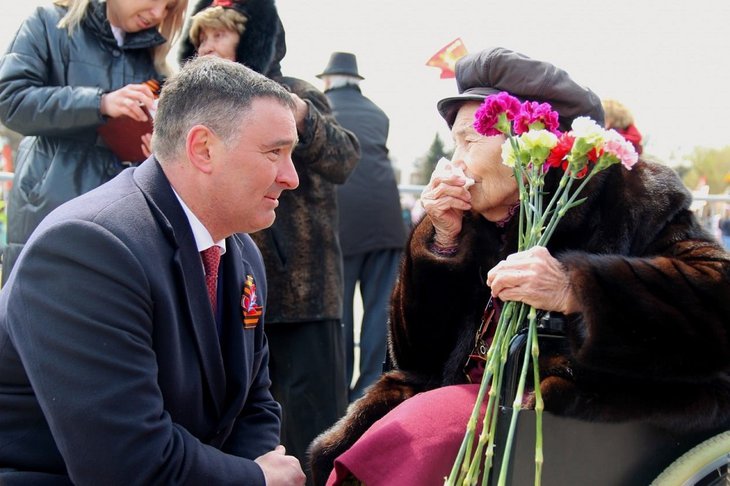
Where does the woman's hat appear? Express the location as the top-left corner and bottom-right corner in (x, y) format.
(317, 52), (364, 80)
(437, 47), (604, 130)
(179, 0), (283, 77)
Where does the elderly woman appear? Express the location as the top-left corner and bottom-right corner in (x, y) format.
(309, 47), (730, 486)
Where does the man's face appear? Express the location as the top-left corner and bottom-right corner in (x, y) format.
(451, 101), (519, 222)
(209, 97), (299, 234)
(197, 27), (240, 62)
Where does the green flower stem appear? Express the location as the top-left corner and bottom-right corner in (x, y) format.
(535, 170), (571, 242)
(514, 163), (527, 250)
(447, 302), (515, 485)
(536, 175), (574, 247)
(496, 306), (537, 486)
(480, 361), (506, 486)
(530, 165), (544, 243)
(480, 387), (503, 486)
(455, 300), (524, 486)
(465, 358), (503, 485)
(471, 304), (519, 483)
(531, 318), (544, 486)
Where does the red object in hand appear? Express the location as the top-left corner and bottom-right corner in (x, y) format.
(97, 79), (159, 164)
(97, 110), (153, 163)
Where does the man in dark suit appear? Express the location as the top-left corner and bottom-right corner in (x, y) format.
(0, 56), (305, 486)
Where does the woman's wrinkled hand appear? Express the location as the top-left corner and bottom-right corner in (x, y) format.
(100, 83), (155, 122)
(486, 246), (579, 314)
(420, 158), (474, 246)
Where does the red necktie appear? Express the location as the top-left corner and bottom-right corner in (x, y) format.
(200, 246), (221, 313)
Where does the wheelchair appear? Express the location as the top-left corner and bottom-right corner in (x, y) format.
(486, 316), (730, 486)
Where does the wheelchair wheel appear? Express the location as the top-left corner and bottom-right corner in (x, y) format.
(650, 431), (730, 485)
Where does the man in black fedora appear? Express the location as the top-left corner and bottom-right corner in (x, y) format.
(318, 52), (407, 402)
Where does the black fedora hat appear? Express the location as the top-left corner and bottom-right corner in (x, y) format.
(317, 52), (364, 79)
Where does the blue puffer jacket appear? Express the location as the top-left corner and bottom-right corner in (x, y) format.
(0, 0), (165, 282)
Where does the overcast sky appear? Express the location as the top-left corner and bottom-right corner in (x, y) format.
(4, 0), (730, 179)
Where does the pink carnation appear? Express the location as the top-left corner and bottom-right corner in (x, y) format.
(514, 101), (560, 135)
(473, 92), (522, 136)
(603, 131), (639, 169)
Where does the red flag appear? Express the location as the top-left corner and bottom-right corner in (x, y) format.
(426, 38), (468, 79)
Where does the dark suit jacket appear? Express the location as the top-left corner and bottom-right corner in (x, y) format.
(0, 158), (280, 485)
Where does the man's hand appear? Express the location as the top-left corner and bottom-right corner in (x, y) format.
(255, 445), (306, 486)
(486, 246), (579, 314)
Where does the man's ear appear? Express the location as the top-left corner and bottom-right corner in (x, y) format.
(186, 125), (216, 174)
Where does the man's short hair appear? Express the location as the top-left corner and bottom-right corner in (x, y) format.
(151, 56), (294, 162)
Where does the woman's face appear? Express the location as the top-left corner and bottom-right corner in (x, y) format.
(197, 27), (241, 62)
(107, 0), (177, 33)
(451, 101), (519, 222)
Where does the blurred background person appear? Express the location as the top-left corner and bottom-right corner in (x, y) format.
(180, 0), (359, 473)
(602, 98), (643, 154)
(0, 0), (188, 283)
(719, 210), (730, 250)
(318, 52), (406, 402)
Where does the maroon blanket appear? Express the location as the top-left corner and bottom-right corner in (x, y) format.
(327, 384), (485, 486)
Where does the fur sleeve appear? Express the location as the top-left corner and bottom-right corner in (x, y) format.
(280, 76), (360, 185)
(559, 163), (730, 380)
(389, 215), (489, 377)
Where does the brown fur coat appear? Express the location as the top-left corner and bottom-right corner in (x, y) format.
(309, 159), (730, 484)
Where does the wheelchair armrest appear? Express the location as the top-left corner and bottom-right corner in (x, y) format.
(499, 314), (569, 404)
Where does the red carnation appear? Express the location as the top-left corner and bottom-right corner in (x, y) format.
(546, 132), (574, 169)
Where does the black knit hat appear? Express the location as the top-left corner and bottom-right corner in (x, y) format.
(178, 0), (283, 77)
(437, 47), (604, 131)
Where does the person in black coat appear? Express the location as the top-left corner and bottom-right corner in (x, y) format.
(318, 52), (407, 401)
(0, 0), (189, 283)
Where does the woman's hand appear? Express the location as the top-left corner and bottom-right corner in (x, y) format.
(420, 159), (473, 246)
(100, 83), (155, 122)
(289, 92), (309, 134)
(486, 246), (579, 314)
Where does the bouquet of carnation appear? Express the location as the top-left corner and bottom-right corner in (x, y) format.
(445, 93), (639, 486)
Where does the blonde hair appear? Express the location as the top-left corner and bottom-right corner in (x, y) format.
(602, 99), (635, 130)
(54, 0), (188, 76)
(189, 6), (248, 49)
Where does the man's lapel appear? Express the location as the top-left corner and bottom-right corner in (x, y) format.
(218, 236), (248, 420)
(133, 158), (226, 416)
